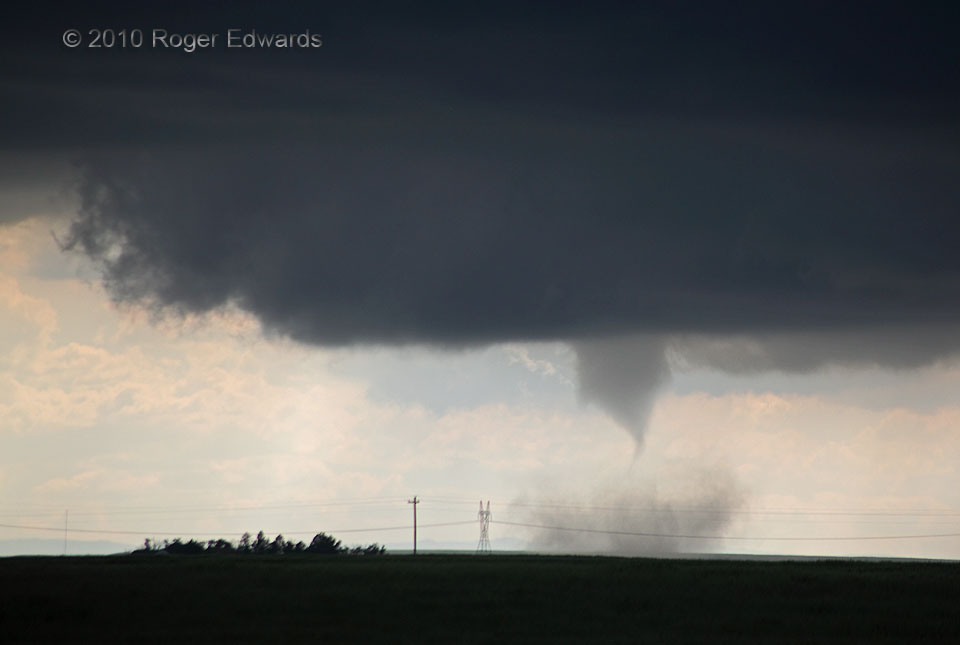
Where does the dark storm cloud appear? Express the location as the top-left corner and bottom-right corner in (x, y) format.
(4, 2), (960, 436)
(64, 119), (960, 346)
(0, 155), (75, 223)
(4, 1), (959, 149)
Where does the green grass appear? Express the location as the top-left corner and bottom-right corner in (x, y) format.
(0, 554), (957, 643)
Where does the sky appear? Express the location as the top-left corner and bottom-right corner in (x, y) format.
(1, 1), (960, 558)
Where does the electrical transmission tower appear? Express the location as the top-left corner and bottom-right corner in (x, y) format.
(477, 500), (492, 554)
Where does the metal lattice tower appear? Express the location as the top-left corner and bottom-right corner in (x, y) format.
(476, 500), (492, 554)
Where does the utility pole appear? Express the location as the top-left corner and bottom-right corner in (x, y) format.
(477, 500), (491, 554)
(63, 509), (68, 556)
(408, 496), (419, 555)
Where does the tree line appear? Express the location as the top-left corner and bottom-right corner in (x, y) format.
(133, 531), (386, 556)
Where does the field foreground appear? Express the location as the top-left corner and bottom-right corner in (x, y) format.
(1, 554), (958, 643)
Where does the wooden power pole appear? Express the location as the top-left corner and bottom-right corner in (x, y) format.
(408, 496), (419, 555)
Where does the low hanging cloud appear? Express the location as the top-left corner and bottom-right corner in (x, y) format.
(61, 123), (960, 441)
(63, 123), (960, 348)
(60, 117), (960, 445)
(670, 328), (960, 375)
(4, 3), (956, 441)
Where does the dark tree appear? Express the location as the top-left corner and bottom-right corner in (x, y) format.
(206, 538), (235, 553)
(307, 532), (342, 554)
(269, 534), (285, 555)
(131, 530), (383, 558)
(349, 543), (386, 556)
(164, 538), (205, 555)
(252, 531), (270, 554)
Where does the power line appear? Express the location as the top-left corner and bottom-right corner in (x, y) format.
(6, 516), (959, 543)
(0, 497), (411, 518)
(495, 512), (960, 528)
(499, 502), (960, 517)
(494, 519), (960, 542)
(6, 496), (959, 519)
(0, 520), (475, 538)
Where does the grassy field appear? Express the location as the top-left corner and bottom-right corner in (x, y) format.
(1, 554), (958, 643)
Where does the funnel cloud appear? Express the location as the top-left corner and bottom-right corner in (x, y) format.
(574, 336), (670, 443)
